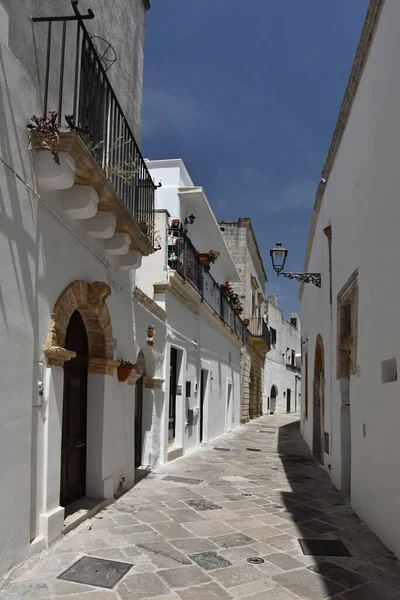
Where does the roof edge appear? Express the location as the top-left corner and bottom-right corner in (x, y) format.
(299, 0), (385, 300)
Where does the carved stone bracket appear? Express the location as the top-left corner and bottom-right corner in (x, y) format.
(89, 358), (120, 376)
(127, 369), (143, 385)
(44, 346), (76, 367)
(144, 378), (164, 389)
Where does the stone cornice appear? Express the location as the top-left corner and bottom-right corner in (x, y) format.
(299, 0), (384, 300)
(133, 286), (167, 322)
(154, 278), (200, 316)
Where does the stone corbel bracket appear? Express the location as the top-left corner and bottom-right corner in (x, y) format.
(89, 358), (120, 376)
(144, 378), (164, 389)
(43, 346), (76, 368)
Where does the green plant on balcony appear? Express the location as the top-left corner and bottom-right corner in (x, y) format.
(28, 111), (61, 164)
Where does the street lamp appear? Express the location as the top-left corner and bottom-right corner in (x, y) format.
(270, 242), (321, 288)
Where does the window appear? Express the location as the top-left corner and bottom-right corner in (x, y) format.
(270, 327), (277, 345)
(291, 350), (295, 366)
(290, 317), (297, 328)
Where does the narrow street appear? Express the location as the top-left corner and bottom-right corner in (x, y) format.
(3, 415), (400, 600)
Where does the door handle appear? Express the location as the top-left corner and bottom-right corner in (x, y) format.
(76, 442), (86, 448)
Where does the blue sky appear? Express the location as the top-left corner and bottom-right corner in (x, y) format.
(142, 0), (369, 317)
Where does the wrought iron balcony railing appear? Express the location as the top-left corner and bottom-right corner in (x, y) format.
(32, 1), (156, 245)
(167, 229), (245, 342)
(248, 317), (271, 348)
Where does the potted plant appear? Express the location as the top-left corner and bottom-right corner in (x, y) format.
(117, 359), (135, 382)
(234, 305), (244, 316)
(220, 281), (232, 297)
(27, 111), (61, 164)
(170, 219), (181, 237)
(207, 249), (220, 264)
(199, 253), (211, 271)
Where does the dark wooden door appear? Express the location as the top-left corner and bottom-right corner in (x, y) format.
(135, 377), (144, 468)
(200, 370), (205, 443)
(61, 310), (89, 507)
(286, 388), (291, 413)
(169, 348), (178, 442)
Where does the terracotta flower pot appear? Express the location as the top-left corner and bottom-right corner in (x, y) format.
(199, 253), (210, 267)
(118, 364), (134, 382)
(234, 308), (243, 316)
(221, 288), (229, 297)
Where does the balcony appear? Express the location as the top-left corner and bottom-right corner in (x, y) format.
(247, 317), (271, 354)
(167, 229), (245, 342)
(30, 2), (156, 264)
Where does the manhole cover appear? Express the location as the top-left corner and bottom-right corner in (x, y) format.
(213, 447), (231, 452)
(298, 539), (351, 557)
(247, 557), (265, 564)
(163, 475), (203, 485)
(58, 556), (133, 589)
(246, 448), (261, 452)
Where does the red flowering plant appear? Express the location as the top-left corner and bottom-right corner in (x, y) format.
(27, 111), (61, 164)
(207, 249), (220, 264)
(170, 218), (181, 229)
(220, 281), (233, 297)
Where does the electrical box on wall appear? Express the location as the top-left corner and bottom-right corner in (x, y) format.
(187, 408), (194, 426)
(194, 382), (198, 393)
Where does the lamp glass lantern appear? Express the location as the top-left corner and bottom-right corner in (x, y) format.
(270, 242), (288, 273)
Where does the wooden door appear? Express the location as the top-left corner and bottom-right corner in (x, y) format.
(200, 370), (206, 443)
(169, 348), (178, 443)
(60, 310), (89, 507)
(135, 377), (144, 468)
(286, 389), (291, 413)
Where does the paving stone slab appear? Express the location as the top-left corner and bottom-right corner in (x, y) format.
(308, 562), (367, 589)
(212, 564), (267, 588)
(211, 533), (256, 548)
(189, 551), (232, 570)
(176, 581), (232, 599)
(157, 565), (211, 588)
(184, 499), (222, 512)
(273, 568), (345, 599)
(117, 573), (170, 599)
(339, 581), (400, 600)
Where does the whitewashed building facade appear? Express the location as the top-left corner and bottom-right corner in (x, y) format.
(136, 159), (244, 463)
(264, 295), (301, 415)
(0, 0), (164, 577)
(300, 0), (400, 558)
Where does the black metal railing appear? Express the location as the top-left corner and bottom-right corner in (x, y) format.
(33, 1), (156, 245)
(167, 229), (245, 342)
(248, 317), (271, 347)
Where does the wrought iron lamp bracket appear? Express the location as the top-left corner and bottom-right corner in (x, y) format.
(277, 272), (321, 287)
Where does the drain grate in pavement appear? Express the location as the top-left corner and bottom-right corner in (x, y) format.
(213, 447), (231, 451)
(298, 539), (351, 557)
(58, 556), (133, 589)
(247, 557), (265, 564)
(163, 475), (203, 485)
(246, 448), (261, 452)
(258, 431), (275, 434)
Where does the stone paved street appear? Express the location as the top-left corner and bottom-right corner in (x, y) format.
(2, 414), (400, 600)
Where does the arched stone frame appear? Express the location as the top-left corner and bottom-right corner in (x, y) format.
(44, 280), (119, 375)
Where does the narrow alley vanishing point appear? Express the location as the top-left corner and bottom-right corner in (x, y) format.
(3, 415), (400, 600)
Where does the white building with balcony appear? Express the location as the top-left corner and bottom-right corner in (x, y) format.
(264, 295), (301, 415)
(136, 159), (244, 463)
(0, 0), (163, 577)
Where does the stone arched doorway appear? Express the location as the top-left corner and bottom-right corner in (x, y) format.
(44, 281), (118, 509)
(313, 335), (325, 463)
(44, 280), (119, 374)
